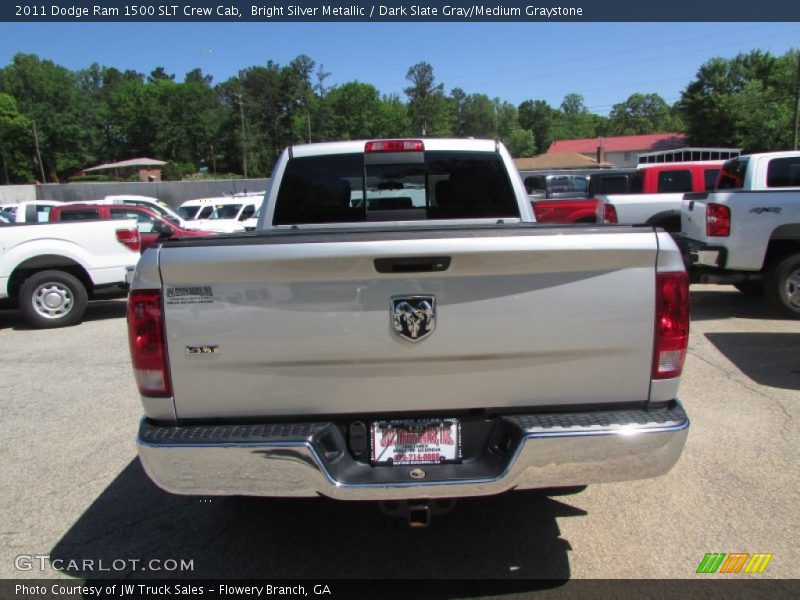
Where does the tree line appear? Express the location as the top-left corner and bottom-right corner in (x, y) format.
(0, 49), (797, 184)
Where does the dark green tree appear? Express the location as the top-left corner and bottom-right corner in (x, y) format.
(519, 99), (557, 154)
(462, 93), (496, 137)
(376, 94), (411, 138)
(404, 62), (448, 136)
(606, 93), (683, 136)
(0, 53), (96, 179)
(324, 81), (383, 139)
(679, 50), (797, 151)
(0, 93), (33, 183)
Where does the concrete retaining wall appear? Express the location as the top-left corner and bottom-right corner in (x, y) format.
(34, 179), (270, 210)
(0, 185), (37, 205)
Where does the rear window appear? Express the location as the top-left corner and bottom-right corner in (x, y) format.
(766, 156), (800, 188)
(273, 151), (519, 225)
(547, 175), (586, 196)
(210, 204), (243, 220)
(59, 209), (100, 221)
(717, 158), (749, 190)
(590, 175), (630, 195)
(239, 205), (257, 220)
(178, 206), (197, 220)
(657, 170), (692, 193)
(704, 168), (720, 191)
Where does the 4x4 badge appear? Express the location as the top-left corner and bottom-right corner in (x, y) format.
(391, 296), (436, 342)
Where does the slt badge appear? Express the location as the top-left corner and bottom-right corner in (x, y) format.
(391, 296), (436, 342)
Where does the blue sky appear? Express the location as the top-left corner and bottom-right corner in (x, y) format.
(0, 22), (797, 115)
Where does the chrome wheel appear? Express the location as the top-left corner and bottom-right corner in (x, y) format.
(784, 269), (800, 309)
(31, 282), (74, 319)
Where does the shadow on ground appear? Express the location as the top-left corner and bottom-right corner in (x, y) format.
(0, 296), (126, 330)
(705, 332), (800, 391)
(689, 288), (781, 322)
(51, 460), (580, 587)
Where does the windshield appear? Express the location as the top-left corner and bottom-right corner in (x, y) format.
(209, 204), (243, 220)
(136, 203), (179, 224)
(178, 206), (199, 220)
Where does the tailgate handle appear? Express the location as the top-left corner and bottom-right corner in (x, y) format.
(374, 256), (451, 274)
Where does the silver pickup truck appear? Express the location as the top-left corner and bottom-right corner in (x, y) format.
(129, 138), (689, 523)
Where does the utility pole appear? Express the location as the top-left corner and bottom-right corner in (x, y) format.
(793, 49), (800, 150)
(235, 92), (248, 178)
(2, 152), (9, 185)
(32, 120), (46, 183)
(210, 143), (217, 176)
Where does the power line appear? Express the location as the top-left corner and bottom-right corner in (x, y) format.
(440, 23), (776, 83)
(453, 31), (800, 91)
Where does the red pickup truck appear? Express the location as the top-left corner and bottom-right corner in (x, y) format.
(532, 163), (722, 225)
(49, 204), (213, 251)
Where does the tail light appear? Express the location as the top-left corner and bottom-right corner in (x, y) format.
(706, 203), (730, 237)
(127, 290), (171, 397)
(653, 272), (689, 380)
(116, 227), (141, 253)
(365, 140), (424, 153)
(603, 203), (618, 224)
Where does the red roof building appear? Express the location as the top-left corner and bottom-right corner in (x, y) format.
(547, 133), (688, 168)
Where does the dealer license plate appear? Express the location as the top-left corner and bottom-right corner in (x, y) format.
(370, 419), (461, 466)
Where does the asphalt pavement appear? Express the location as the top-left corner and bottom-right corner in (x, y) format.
(0, 285), (797, 584)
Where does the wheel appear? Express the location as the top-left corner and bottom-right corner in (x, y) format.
(18, 270), (88, 328)
(766, 253), (800, 318)
(733, 281), (764, 296)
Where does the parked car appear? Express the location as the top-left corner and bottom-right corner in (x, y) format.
(523, 173), (588, 200)
(599, 162), (724, 232)
(0, 220), (140, 327)
(529, 169), (639, 224)
(76, 195), (189, 228)
(177, 197), (218, 221)
(188, 196), (262, 233)
(49, 204), (214, 251)
(678, 151), (800, 316)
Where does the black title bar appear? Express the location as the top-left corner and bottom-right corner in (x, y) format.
(1, 1), (796, 22)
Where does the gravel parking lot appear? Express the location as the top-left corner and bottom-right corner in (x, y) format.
(0, 285), (798, 583)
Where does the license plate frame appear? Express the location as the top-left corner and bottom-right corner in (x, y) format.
(370, 418), (462, 466)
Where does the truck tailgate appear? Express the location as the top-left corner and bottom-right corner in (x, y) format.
(158, 227), (659, 419)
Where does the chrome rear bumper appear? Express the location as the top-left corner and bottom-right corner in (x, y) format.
(137, 402), (689, 500)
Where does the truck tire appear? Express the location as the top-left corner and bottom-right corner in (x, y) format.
(766, 253), (800, 318)
(733, 281), (764, 296)
(18, 270), (88, 328)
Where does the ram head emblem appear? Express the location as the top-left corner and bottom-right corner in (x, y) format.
(391, 296), (436, 342)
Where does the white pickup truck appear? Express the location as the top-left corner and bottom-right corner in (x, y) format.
(679, 151), (800, 317)
(598, 162), (723, 232)
(0, 220), (141, 327)
(130, 138), (690, 525)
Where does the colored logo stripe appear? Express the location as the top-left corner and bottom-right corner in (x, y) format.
(697, 552), (773, 574)
(744, 554), (773, 574)
(720, 553), (749, 573)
